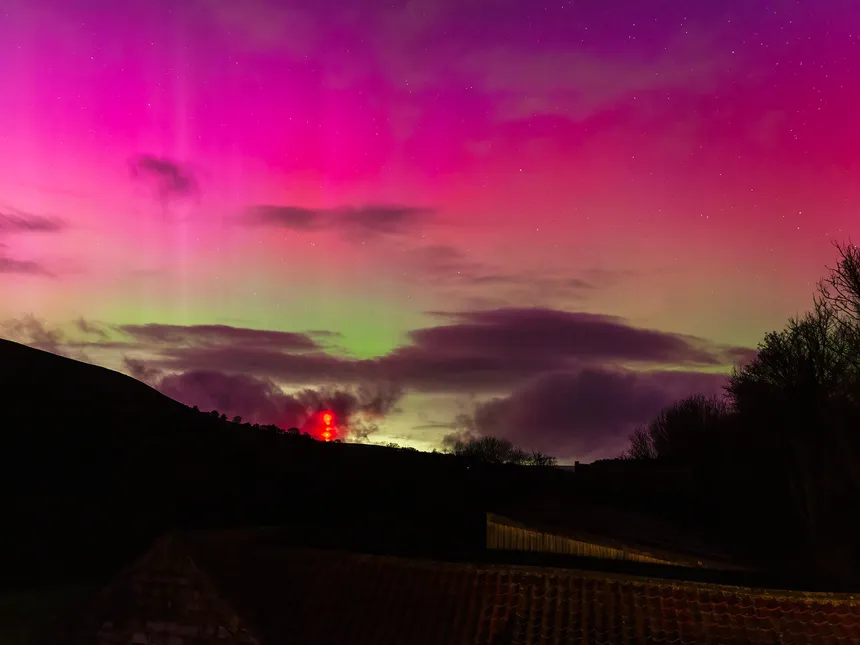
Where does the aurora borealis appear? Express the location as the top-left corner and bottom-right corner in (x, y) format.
(2, 0), (859, 461)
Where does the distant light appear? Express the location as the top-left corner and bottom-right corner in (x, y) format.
(322, 413), (333, 426)
(322, 430), (332, 441)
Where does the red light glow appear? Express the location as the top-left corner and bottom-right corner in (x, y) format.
(314, 411), (337, 442)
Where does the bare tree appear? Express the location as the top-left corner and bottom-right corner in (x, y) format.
(724, 247), (860, 569)
(625, 395), (730, 461)
(524, 451), (558, 467)
(815, 240), (860, 371)
(447, 435), (557, 466)
(626, 426), (657, 460)
(818, 241), (860, 325)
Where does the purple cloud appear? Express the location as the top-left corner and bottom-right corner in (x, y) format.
(118, 323), (320, 351)
(118, 308), (750, 394)
(0, 210), (65, 233)
(453, 367), (729, 461)
(144, 368), (403, 441)
(0, 256), (52, 276)
(404, 308), (739, 367)
(129, 155), (199, 210)
(75, 317), (108, 338)
(404, 245), (596, 300)
(123, 356), (164, 384)
(244, 204), (434, 239)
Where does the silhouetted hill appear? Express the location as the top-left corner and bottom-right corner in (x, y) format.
(0, 339), (491, 588)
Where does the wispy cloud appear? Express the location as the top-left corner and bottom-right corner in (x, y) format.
(1, 315), (67, 353)
(129, 155), (199, 213)
(0, 256), (53, 276)
(118, 322), (321, 351)
(100, 308), (751, 393)
(0, 210), (65, 233)
(243, 204), (435, 240)
(403, 244), (604, 303)
(0, 208), (66, 277)
(446, 367), (730, 461)
(75, 317), (109, 338)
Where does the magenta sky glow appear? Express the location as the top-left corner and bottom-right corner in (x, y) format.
(2, 0), (859, 461)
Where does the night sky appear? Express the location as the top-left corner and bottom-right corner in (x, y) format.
(2, 0), (858, 460)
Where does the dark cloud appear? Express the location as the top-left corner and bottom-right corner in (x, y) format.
(129, 155), (199, 203)
(403, 245), (627, 304)
(0, 256), (53, 276)
(1, 315), (66, 354)
(123, 357), (164, 385)
(337, 205), (432, 235)
(150, 345), (362, 385)
(75, 317), (108, 338)
(0, 210), (64, 275)
(306, 329), (343, 338)
(157, 370), (301, 424)
(144, 368), (403, 441)
(246, 205), (320, 231)
(244, 204), (433, 239)
(405, 245), (531, 286)
(118, 323), (320, 351)
(0, 315), (92, 361)
(129, 308), (750, 393)
(406, 308), (737, 367)
(450, 368), (729, 461)
(0, 210), (65, 233)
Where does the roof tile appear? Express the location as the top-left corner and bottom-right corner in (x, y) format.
(41, 533), (860, 645)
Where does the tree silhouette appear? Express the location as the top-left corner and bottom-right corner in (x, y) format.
(447, 435), (557, 466)
(626, 395), (730, 462)
(526, 451), (558, 467)
(818, 241), (860, 355)
(725, 302), (860, 565)
(624, 241), (860, 576)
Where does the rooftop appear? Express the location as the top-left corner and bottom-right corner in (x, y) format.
(40, 530), (860, 644)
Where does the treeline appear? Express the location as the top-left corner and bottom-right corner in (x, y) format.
(625, 241), (860, 579)
(201, 406), (556, 467)
(194, 409), (340, 441)
(446, 435), (558, 467)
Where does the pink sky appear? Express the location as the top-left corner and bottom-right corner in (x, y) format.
(2, 0), (859, 460)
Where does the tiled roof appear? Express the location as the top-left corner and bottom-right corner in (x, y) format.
(186, 534), (860, 645)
